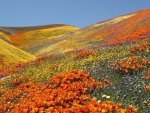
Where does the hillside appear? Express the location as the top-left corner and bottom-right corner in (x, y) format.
(0, 24), (71, 42)
(1, 10), (149, 56)
(29, 9), (149, 55)
(0, 24), (71, 34)
(0, 25), (80, 55)
(8, 25), (79, 54)
(0, 39), (36, 72)
(0, 31), (10, 42)
(0, 9), (149, 113)
(0, 38), (149, 112)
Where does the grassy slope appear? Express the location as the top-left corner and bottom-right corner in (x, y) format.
(0, 39), (36, 66)
(0, 31), (10, 42)
(34, 9), (150, 55)
(1, 41), (149, 112)
(0, 24), (69, 33)
(8, 26), (80, 54)
(0, 9), (149, 112)
(0, 10), (149, 57)
(25, 13), (136, 56)
(0, 24), (70, 43)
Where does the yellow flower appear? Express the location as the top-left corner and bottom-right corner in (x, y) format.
(117, 108), (125, 113)
(101, 108), (107, 113)
(106, 96), (110, 99)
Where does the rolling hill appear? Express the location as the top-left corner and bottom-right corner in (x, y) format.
(17, 9), (149, 56)
(0, 39), (36, 71)
(0, 24), (72, 43)
(0, 24), (80, 55)
(34, 9), (149, 55)
(0, 24), (73, 34)
(0, 9), (149, 113)
(1, 9), (149, 56)
(0, 31), (10, 42)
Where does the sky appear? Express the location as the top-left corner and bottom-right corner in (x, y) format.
(0, 0), (149, 28)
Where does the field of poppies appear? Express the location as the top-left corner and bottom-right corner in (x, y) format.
(0, 39), (149, 113)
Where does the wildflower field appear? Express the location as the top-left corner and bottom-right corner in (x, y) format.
(0, 40), (149, 113)
(0, 9), (150, 113)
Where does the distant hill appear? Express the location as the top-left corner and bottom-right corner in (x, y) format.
(0, 9), (149, 56)
(29, 9), (149, 56)
(0, 25), (80, 56)
(0, 24), (72, 34)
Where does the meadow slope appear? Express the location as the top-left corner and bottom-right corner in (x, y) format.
(1, 9), (149, 56)
(0, 25), (80, 56)
(0, 9), (149, 113)
(8, 25), (80, 55)
(0, 31), (10, 42)
(0, 40), (149, 113)
(29, 9), (149, 56)
(0, 39), (36, 72)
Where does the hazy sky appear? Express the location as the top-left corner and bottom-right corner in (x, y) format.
(0, 0), (149, 28)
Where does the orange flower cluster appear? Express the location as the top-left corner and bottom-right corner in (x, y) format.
(11, 77), (30, 87)
(117, 105), (138, 113)
(144, 68), (150, 80)
(130, 42), (150, 53)
(90, 9), (150, 46)
(75, 50), (95, 59)
(36, 54), (58, 62)
(114, 56), (149, 74)
(144, 85), (150, 90)
(47, 64), (60, 71)
(0, 70), (137, 113)
(11, 78), (23, 87)
(0, 69), (21, 78)
(15, 62), (29, 68)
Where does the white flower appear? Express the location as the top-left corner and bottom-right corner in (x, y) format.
(98, 100), (101, 103)
(102, 94), (107, 98)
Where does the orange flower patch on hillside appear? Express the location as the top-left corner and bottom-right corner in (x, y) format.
(144, 85), (150, 90)
(144, 68), (150, 80)
(75, 50), (95, 59)
(130, 42), (150, 53)
(0, 70), (137, 113)
(114, 56), (149, 75)
(11, 77), (30, 87)
(0, 69), (21, 78)
(8, 32), (26, 46)
(90, 10), (150, 46)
